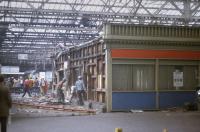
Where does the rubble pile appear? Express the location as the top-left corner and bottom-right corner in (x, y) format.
(11, 93), (106, 116)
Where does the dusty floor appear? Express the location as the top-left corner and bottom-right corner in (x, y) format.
(8, 111), (200, 132)
(8, 93), (200, 132)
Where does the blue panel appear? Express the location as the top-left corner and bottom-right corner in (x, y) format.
(159, 91), (196, 109)
(112, 92), (156, 110)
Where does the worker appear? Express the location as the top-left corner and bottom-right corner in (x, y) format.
(40, 78), (48, 96)
(0, 74), (12, 132)
(75, 76), (86, 106)
(57, 78), (66, 104)
(32, 77), (40, 96)
(69, 85), (77, 104)
(22, 78), (32, 97)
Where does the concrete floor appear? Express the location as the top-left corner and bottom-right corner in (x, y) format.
(8, 111), (200, 132)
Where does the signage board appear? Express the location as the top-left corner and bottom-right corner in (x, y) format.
(1, 66), (19, 74)
(18, 54), (28, 60)
(173, 70), (183, 88)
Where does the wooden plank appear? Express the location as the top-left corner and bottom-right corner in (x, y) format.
(13, 102), (96, 114)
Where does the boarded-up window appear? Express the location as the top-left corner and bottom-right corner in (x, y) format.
(159, 65), (198, 90)
(159, 66), (174, 90)
(183, 66), (198, 90)
(112, 64), (155, 91)
(112, 65), (132, 91)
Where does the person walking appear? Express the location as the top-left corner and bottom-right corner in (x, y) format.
(75, 76), (86, 106)
(69, 85), (77, 104)
(33, 77), (40, 96)
(40, 78), (48, 96)
(0, 74), (12, 132)
(57, 78), (66, 104)
(22, 78), (32, 97)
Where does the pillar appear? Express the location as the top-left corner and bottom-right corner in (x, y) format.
(105, 47), (112, 112)
(155, 59), (159, 109)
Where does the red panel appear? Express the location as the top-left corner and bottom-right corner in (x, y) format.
(111, 49), (200, 60)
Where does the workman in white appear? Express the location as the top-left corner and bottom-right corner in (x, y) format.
(75, 76), (86, 105)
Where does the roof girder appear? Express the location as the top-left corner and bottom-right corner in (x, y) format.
(1, 0), (200, 66)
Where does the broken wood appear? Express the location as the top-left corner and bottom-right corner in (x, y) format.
(12, 102), (96, 114)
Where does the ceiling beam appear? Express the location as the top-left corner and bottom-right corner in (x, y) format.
(2, 7), (200, 20)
